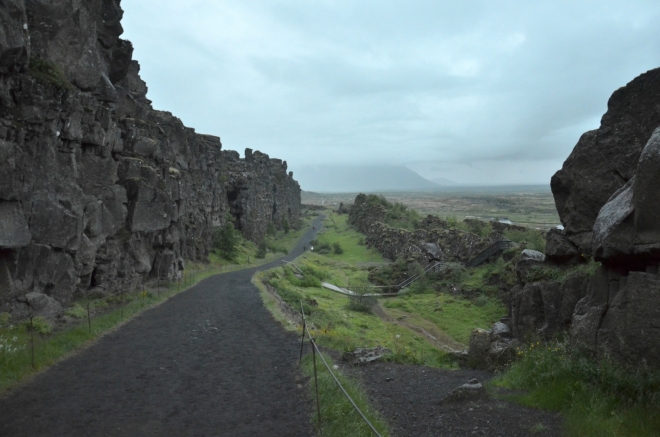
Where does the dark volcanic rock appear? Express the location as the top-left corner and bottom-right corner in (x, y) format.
(596, 272), (660, 368)
(549, 67), (660, 370)
(545, 228), (580, 263)
(551, 67), (660, 254)
(0, 1), (301, 316)
(0, 0), (29, 74)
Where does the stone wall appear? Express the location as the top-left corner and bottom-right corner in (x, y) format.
(348, 193), (493, 264)
(0, 0), (300, 317)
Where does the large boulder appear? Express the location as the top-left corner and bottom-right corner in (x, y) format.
(545, 228), (581, 263)
(551, 67), (660, 255)
(467, 325), (518, 370)
(592, 127), (660, 267)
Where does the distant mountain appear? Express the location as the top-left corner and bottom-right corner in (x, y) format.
(294, 165), (440, 193)
(431, 177), (456, 185)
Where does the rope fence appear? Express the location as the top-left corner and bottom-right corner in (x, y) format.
(0, 267), (212, 369)
(299, 299), (383, 437)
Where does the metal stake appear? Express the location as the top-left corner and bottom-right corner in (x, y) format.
(312, 338), (322, 425)
(87, 303), (91, 332)
(299, 320), (306, 364)
(29, 315), (35, 369)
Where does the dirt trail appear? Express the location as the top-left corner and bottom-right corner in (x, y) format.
(0, 217), (325, 437)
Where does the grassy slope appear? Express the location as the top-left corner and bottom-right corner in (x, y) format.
(259, 212), (505, 364)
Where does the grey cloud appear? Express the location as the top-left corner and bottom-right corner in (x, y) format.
(121, 0), (660, 187)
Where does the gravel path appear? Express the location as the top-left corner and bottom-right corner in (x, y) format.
(339, 361), (564, 437)
(0, 216), (325, 437)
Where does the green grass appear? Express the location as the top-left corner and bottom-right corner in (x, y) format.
(382, 293), (505, 345)
(504, 228), (546, 252)
(358, 194), (421, 230)
(259, 212), (488, 367)
(301, 353), (390, 437)
(314, 213), (385, 264)
(493, 341), (660, 437)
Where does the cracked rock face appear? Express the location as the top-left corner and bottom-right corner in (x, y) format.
(551, 67), (660, 255)
(0, 0), (300, 316)
(550, 67), (660, 370)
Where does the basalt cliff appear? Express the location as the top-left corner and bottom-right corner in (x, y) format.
(548, 67), (660, 369)
(0, 0), (300, 318)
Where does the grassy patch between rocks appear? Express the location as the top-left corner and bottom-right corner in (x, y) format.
(493, 341), (660, 437)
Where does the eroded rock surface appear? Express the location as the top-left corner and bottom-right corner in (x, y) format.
(0, 1), (300, 315)
(550, 67), (660, 370)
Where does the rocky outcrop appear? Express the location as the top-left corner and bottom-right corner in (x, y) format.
(348, 193), (493, 264)
(359, 222), (491, 264)
(0, 0), (300, 316)
(222, 149), (300, 242)
(467, 325), (518, 370)
(551, 67), (660, 255)
(550, 67), (660, 370)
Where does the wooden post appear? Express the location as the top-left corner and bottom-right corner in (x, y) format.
(312, 339), (322, 425)
(299, 320), (306, 364)
(87, 303), (91, 332)
(29, 315), (35, 369)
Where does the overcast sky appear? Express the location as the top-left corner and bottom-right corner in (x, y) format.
(121, 0), (660, 187)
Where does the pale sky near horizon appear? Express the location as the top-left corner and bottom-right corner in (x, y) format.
(121, 0), (660, 187)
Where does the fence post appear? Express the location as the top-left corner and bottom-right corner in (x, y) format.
(120, 289), (124, 319)
(312, 338), (322, 425)
(29, 315), (35, 369)
(87, 303), (91, 333)
(299, 320), (306, 364)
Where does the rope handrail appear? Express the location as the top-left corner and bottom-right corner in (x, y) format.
(282, 260), (304, 275)
(300, 300), (383, 437)
(397, 261), (441, 289)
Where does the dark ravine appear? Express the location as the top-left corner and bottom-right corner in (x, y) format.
(0, 1), (301, 318)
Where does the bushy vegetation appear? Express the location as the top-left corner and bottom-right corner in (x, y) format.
(213, 220), (240, 260)
(28, 57), (73, 90)
(495, 341), (660, 437)
(363, 194), (421, 230)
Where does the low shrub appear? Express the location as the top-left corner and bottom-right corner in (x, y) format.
(22, 316), (52, 335)
(65, 304), (87, 319)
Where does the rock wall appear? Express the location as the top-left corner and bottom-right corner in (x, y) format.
(348, 193), (494, 264)
(548, 67), (660, 370)
(0, 0), (300, 317)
